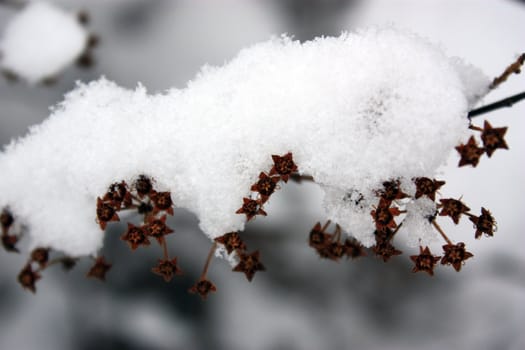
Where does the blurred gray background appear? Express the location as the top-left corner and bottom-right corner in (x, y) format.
(0, 1), (524, 349)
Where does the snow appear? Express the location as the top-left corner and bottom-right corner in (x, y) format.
(0, 1), (88, 84)
(0, 27), (490, 257)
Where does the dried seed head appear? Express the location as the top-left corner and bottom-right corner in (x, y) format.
(410, 246), (441, 276)
(121, 223), (150, 250)
(214, 232), (247, 255)
(2, 234), (20, 253)
(344, 238), (366, 259)
(86, 256), (112, 281)
(135, 175), (153, 197)
(1, 209), (14, 230)
(270, 153), (298, 182)
(480, 120), (508, 157)
(439, 198), (470, 224)
(236, 198), (267, 221)
(251, 172), (279, 202)
(441, 242), (473, 271)
(233, 250), (266, 282)
(470, 207), (497, 239)
(96, 198), (119, 230)
(151, 191), (174, 215)
(18, 264), (41, 293)
(372, 240), (402, 262)
(414, 177), (445, 201)
(455, 136), (485, 167)
(189, 279), (217, 300)
(30, 247), (50, 268)
(378, 180), (408, 202)
(145, 216), (174, 243)
(152, 258), (182, 282)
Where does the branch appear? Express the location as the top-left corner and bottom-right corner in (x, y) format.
(468, 91), (525, 118)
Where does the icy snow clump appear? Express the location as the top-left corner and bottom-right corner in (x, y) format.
(0, 1), (88, 84)
(0, 28), (490, 256)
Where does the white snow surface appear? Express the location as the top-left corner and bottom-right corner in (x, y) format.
(0, 28), (490, 256)
(0, 1), (88, 84)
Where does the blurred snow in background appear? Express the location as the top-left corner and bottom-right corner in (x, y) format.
(0, 1), (524, 350)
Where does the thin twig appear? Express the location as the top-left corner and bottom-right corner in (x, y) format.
(490, 53), (525, 89)
(200, 242), (217, 279)
(468, 91), (525, 118)
(431, 220), (453, 245)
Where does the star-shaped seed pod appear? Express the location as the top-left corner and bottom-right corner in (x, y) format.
(344, 238), (367, 259)
(86, 256), (112, 281)
(455, 136), (485, 167)
(308, 222), (331, 249)
(372, 240), (402, 262)
(371, 199), (401, 231)
(2, 234), (19, 253)
(96, 198), (120, 230)
(251, 172), (280, 202)
(103, 181), (131, 209)
(121, 223), (151, 250)
(270, 152), (298, 182)
(151, 258), (183, 282)
(30, 247), (50, 268)
(144, 215), (174, 244)
(235, 198), (267, 221)
(439, 198), (470, 224)
(150, 191), (174, 215)
(134, 175), (154, 198)
(410, 246), (441, 276)
(18, 264), (41, 293)
(189, 278), (217, 300)
(233, 250), (266, 281)
(414, 177), (445, 201)
(469, 207), (496, 239)
(214, 232), (247, 255)
(480, 120), (508, 157)
(440, 242), (473, 272)
(1, 209), (14, 231)
(378, 180), (408, 203)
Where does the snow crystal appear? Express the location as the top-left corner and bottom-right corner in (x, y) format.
(0, 27), (490, 256)
(0, 1), (88, 84)
(400, 197), (439, 247)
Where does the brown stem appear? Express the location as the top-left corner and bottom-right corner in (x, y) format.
(490, 53), (525, 89)
(201, 242), (217, 279)
(321, 220), (331, 233)
(160, 237), (169, 260)
(432, 220), (453, 245)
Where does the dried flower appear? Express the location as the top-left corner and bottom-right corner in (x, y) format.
(372, 240), (402, 262)
(151, 191), (174, 215)
(270, 152), (298, 182)
(441, 242), (473, 271)
(455, 136), (485, 167)
(30, 247), (50, 268)
(414, 177), (445, 201)
(439, 198), (470, 224)
(308, 222), (330, 248)
(410, 246), (441, 276)
(469, 207), (496, 239)
(2, 234), (19, 252)
(121, 223), (151, 250)
(214, 232), (247, 255)
(1, 209), (14, 231)
(344, 238), (366, 259)
(480, 120), (508, 157)
(189, 278), (217, 300)
(371, 200), (401, 231)
(86, 256), (112, 281)
(152, 258), (182, 282)
(251, 172), (280, 202)
(18, 264), (41, 293)
(145, 215), (174, 244)
(378, 180), (408, 203)
(236, 198), (267, 221)
(103, 181), (131, 208)
(134, 175), (153, 197)
(233, 250), (266, 281)
(96, 198), (119, 230)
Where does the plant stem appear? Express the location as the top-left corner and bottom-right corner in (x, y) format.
(468, 91), (525, 118)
